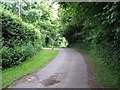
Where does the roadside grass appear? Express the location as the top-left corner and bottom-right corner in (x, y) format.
(70, 46), (118, 88)
(2, 49), (58, 88)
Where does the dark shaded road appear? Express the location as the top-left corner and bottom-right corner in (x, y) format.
(10, 48), (90, 88)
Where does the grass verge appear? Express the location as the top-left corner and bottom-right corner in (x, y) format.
(2, 49), (58, 88)
(70, 45), (118, 88)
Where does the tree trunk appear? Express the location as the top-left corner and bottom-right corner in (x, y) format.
(18, 0), (22, 17)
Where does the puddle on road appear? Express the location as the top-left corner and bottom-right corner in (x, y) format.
(41, 75), (60, 87)
(41, 78), (60, 87)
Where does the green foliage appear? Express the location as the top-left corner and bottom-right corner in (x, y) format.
(34, 19), (62, 47)
(0, 1), (66, 69)
(0, 1), (50, 23)
(0, 1), (61, 47)
(59, 2), (120, 70)
(1, 9), (41, 69)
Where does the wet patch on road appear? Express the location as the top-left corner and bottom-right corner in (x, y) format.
(41, 74), (60, 87)
(41, 78), (60, 87)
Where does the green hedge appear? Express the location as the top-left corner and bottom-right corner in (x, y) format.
(1, 9), (41, 69)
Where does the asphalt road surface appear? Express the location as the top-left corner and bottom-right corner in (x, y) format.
(10, 48), (91, 88)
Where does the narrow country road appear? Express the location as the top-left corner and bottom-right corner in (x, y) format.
(10, 48), (91, 88)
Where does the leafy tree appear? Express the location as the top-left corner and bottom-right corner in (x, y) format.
(0, 1), (64, 47)
(58, 2), (120, 70)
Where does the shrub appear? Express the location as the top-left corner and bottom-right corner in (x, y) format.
(1, 9), (41, 69)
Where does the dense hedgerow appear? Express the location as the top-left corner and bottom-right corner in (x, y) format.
(1, 9), (41, 69)
(59, 2), (120, 70)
